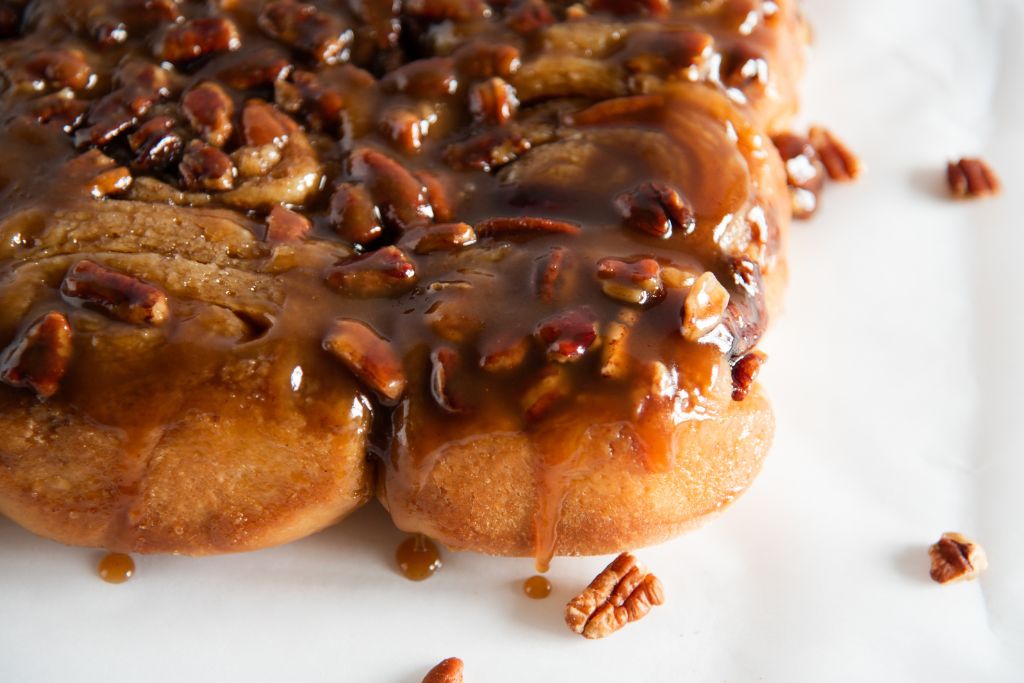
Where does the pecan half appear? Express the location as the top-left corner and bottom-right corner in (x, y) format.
(382, 58), (459, 99)
(535, 246), (571, 303)
(808, 126), (861, 182)
(154, 17), (241, 64)
(731, 349), (766, 401)
(721, 256), (766, 357)
(586, 0), (669, 17)
(430, 347), (467, 414)
(30, 90), (89, 132)
(62, 150), (133, 199)
(505, 0), (556, 34)
(258, 0), (352, 64)
(601, 309), (638, 379)
(947, 158), (1000, 198)
(596, 257), (664, 306)
(179, 140), (236, 192)
(772, 132), (826, 219)
(232, 144), (283, 178)
(417, 170), (455, 223)
(380, 105), (432, 154)
(25, 49), (94, 92)
(929, 533), (987, 585)
(468, 78), (519, 126)
(421, 657), (464, 683)
(128, 116), (184, 172)
(242, 99), (292, 148)
(329, 182), (384, 246)
(722, 44), (768, 89)
(565, 552), (665, 639)
(326, 246), (418, 297)
(522, 365), (571, 420)
(405, 223), (477, 254)
(444, 128), (531, 172)
(349, 149), (433, 232)
(681, 271), (729, 342)
(535, 307), (599, 363)
(0, 312), (73, 399)
(61, 260), (170, 326)
(479, 335), (531, 373)
(476, 216), (582, 238)
(323, 319), (406, 403)
(266, 205), (311, 242)
(453, 42), (521, 80)
(615, 181), (695, 239)
(183, 82), (235, 148)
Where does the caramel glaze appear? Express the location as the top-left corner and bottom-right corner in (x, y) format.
(0, 0), (800, 563)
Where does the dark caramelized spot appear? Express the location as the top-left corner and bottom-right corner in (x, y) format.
(396, 534), (442, 581)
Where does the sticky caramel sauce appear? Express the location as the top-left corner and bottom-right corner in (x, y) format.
(396, 534), (442, 581)
(97, 552), (135, 584)
(523, 575), (552, 599)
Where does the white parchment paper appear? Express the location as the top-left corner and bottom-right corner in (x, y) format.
(1, 1), (1021, 680)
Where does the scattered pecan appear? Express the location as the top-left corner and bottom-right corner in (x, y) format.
(349, 149), (433, 232)
(382, 58), (459, 99)
(179, 141), (236, 192)
(468, 78), (519, 126)
(0, 312), (73, 399)
(430, 347), (467, 414)
(214, 49), (294, 90)
(722, 44), (768, 89)
(74, 87), (160, 149)
(154, 17), (241, 64)
(597, 257), (664, 306)
(417, 170), (455, 223)
(406, 223), (477, 254)
(266, 205), (312, 242)
(128, 116), (184, 172)
(615, 181), (695, 239)
(241, 99), (292, 147)
(772, 132), (826, 219)
(479, 335), (531, 373)
(453, 42), (522, 80)
(808, 126), (861, 182)
(535, 307), (599, 363)
(232, 144), (283, 178)
(258, 0), (353, 64)
(522, 365), (571, 420)
(443, 128), (531, 172)
(114, 60), (172, 96)
(600, 309), (638, 379)
(326, 246), (418, 297)
(62, 150), (133, 199)
(476, 216), (582, 239)
(505, 0), (556, 34)
(323, 319), (406, 403)
(947, 157), (1000, 198)
(25, 49), (94, 92)
(421, 657), (464, 683)
(681, 271), (729, 342)
(274, 69), (351, 132)
(380, 105), (432, 154)
(31, 90), (89, 132)
(586, 0), (669, 17)
(565, 552), (665, 639)
(329, 182), (384, 246)
(731, 349), (766, 401)
(535, 246), (571, 303)
(183, 82), (235, 148)
(929, 532), (988, 585)
(61, 260), (170, 326)
(407, 0), (487, 21)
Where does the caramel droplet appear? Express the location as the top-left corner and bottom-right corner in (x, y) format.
(97, 552), (135, 584)
(523, 575), (552, 599)
(396, 534), (442, 581)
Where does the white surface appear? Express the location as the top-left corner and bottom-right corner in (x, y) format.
(2, 1), (1023, 680)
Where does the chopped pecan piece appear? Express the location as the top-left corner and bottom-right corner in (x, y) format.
(406, 223), (477, 254)
(586, 0), (669, 17)
(536, 307), (599, 363)
(380, 105), (432, 154)
(258, 0), (353, 64)
(154, 17), (241, 64)
(329, 182), (384, 246)
(382, 58), (459, 99)
(128, 116), (184, 172)
(407, 0), (487, 21)
(476, 216), (582, 238)
(600, 310), (638, 380)
(326, 246), (418, 297)
(62, 150), (133, 198)
(808, 126), (861, 182)
(731, 349), (766, 401)
(323, 319), (406, 403)
(660, 265), (696, 289)
(453, 42), (522, 80)
(417, 170), (455, 223)
(615, 181), (695, 239)
(61, 260), (170, 326)
(215, 49), (294, 90)
(179, 141), (236, 192)
(444, 128), (531, 172)
(30, 90), (89, 132)
(183, 82), (235, 148)
(947, 158), (1000, 198)
(565, 552), (665, 639)
(469, 78), (519, 125)
(929, 532), (988, 585)
(623, 30), (715, 81)
(479, 335), (531, 373)
(266, 205), (312, 242)
(596, 257), (664, 306)
(722, 44), (768, 89)
(0, 312), (73, 399)
(772, 132), (826, 219)
(349, 149), (433, 232)
(421, 657), (464, 683)
(241, 99), (292, 147)
(535, 246), (571, 303)
(25, 49), (94, 92)
(231, 144), (283, 178)
(681, 271), (729, 342)
(430, 347), (467, 414)
(505, 0), (555, 34)
(522, 365), (571, 420)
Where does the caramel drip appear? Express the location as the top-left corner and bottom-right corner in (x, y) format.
(522, 575), (552, 599)
(97, 552), (135, 584)
(395, 534), (442, 581)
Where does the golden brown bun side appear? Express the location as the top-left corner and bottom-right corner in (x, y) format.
(380, 384), (772, 558)
(0, 381), (372, 555)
